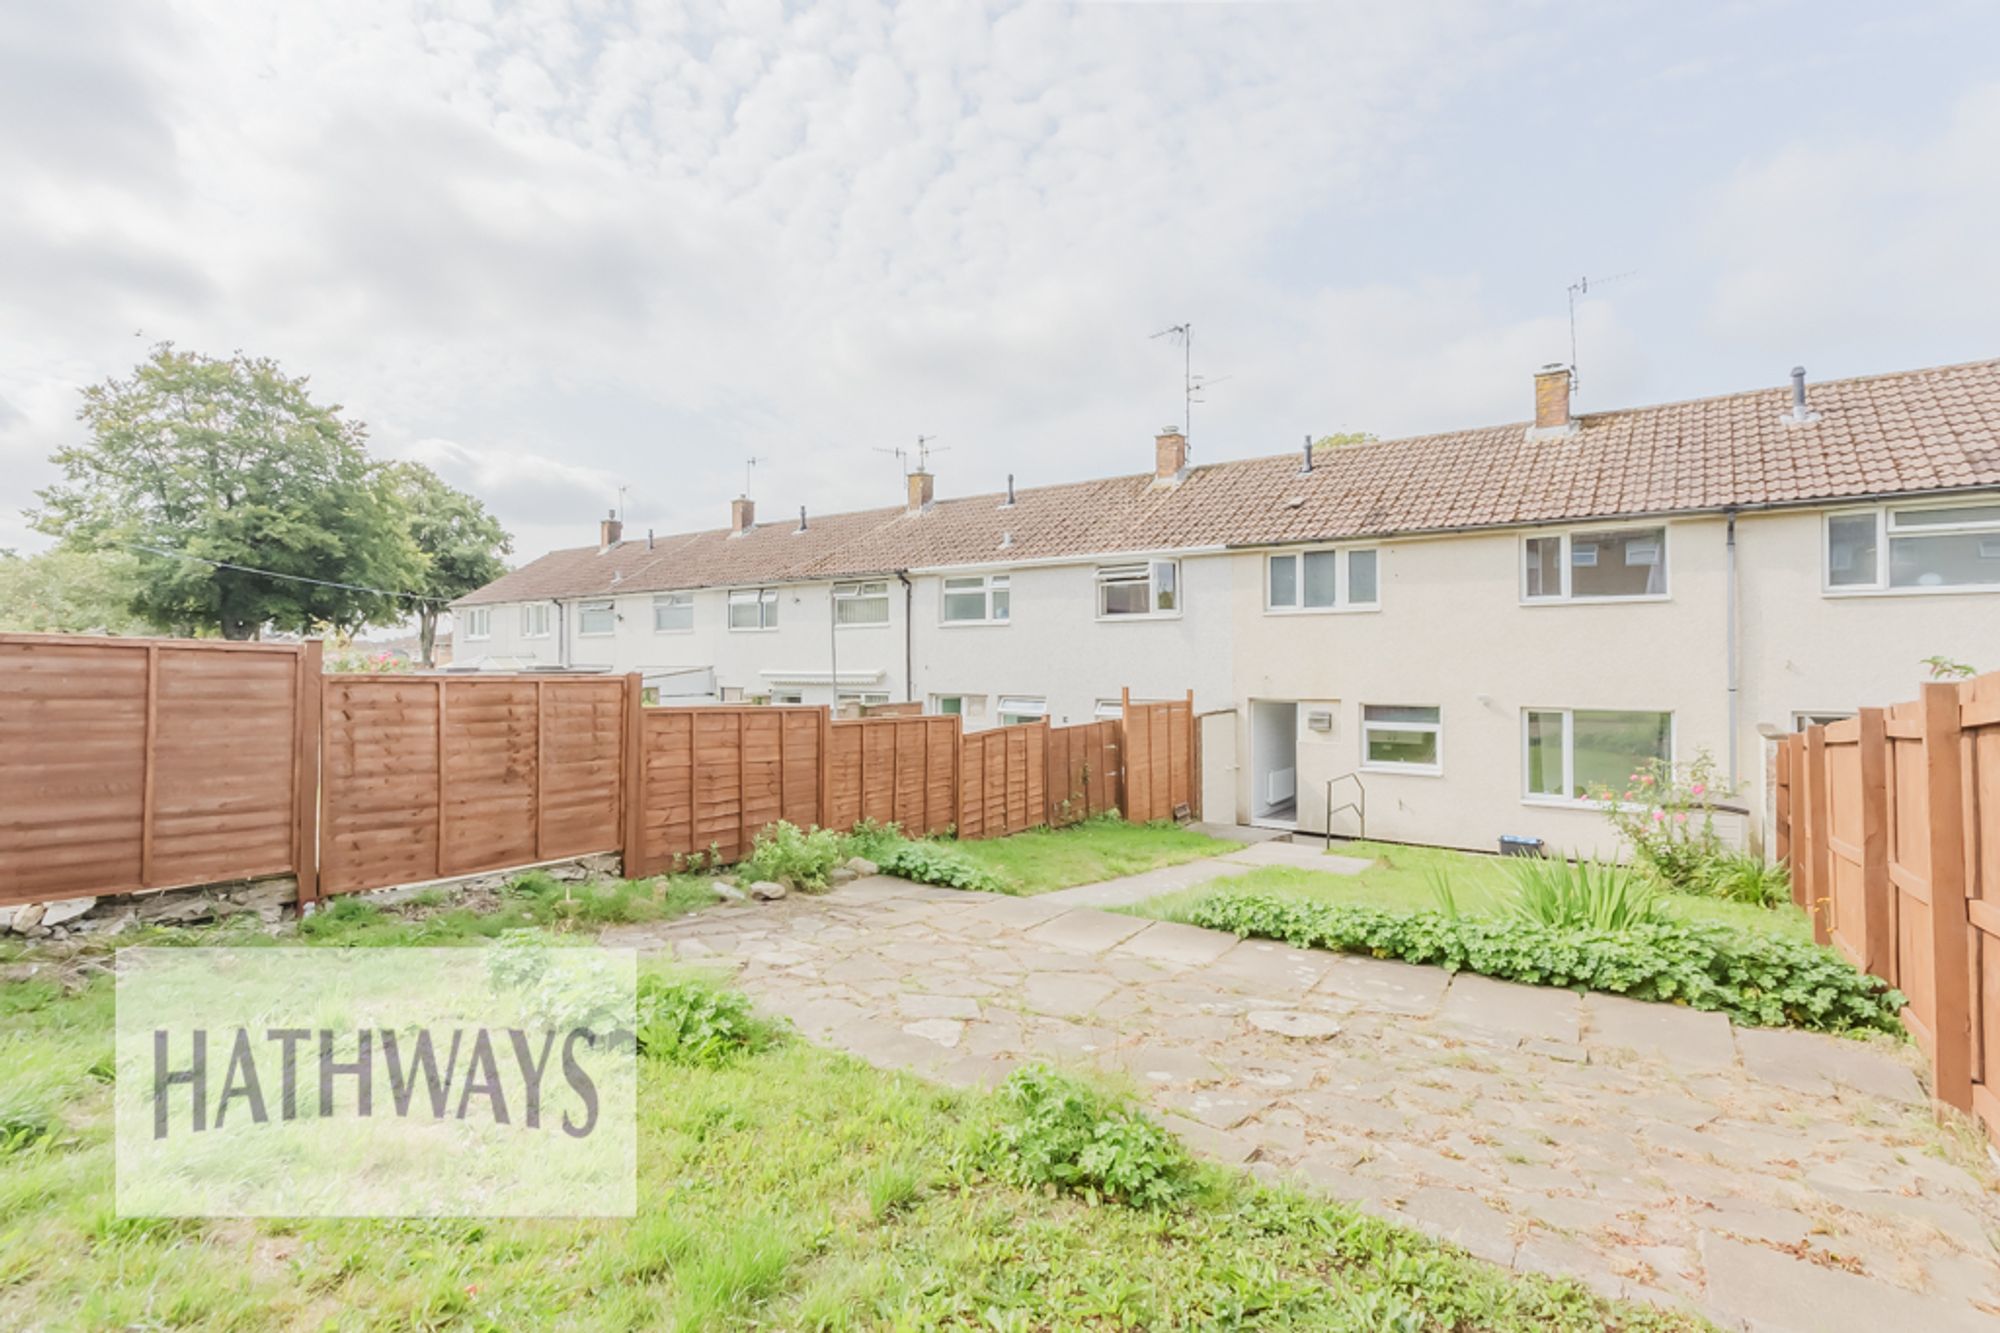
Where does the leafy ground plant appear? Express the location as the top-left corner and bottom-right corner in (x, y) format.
(1508, 857), (1662, 931)
(875, 840), (1012, 894)
(737, 820), (844, 891)
(634, 971), (787, 1067)
(1186, 893), (1903, 1035)
(988, 1065), (1197, 1208)
(1690, 852), (1792, 908)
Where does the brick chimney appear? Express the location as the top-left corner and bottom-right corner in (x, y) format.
(730, 496), (755, 536)
(906, 469), (934, 514)
(1532, 364), (1573, 435)
(599, 509), (623, 551)
(1154, 427), (1187, 484)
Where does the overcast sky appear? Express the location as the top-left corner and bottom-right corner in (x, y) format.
(4, 0), (1997, 565)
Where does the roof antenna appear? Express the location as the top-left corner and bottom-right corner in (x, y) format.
(1150, 322), (1228, 449)
(1565, 272), (1634, 397)
(616, 483), (629, 521)
(740, 454), (764, 496)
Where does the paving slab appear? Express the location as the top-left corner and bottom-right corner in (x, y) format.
(1031, 857), (1237, 909)
(1437, 973), (1583, 1045)
(1111, 919), (1240, 967)
(1215, 840), (1373, 873)
(1021, 908), (1154, 954)
(1313, 953), (1451, 1013)
(1699, 1230), (1996, 1333)
(1585, 992), (1738, 1071)
(1734, 1026), (1923, 1101)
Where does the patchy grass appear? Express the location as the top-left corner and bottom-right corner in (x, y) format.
(0, 952), (1704, 1331)
(1132, 840), (1812, 944)
(941, 815), (1239, 895)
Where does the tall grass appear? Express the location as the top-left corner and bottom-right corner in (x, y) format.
(1508, 857), (1662, 931)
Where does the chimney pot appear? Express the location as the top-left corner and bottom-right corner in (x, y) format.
(1300, 433), (1315, 474)
(599, 509), (623, 551)
(730, 495), (755, 536)
(647, 528), (654, 550)
(1004, 473), (1016, 507)
(906, 469), (934, 514)
(1154, 427), (1188, 483)
(1532, 364), (1573, 434)
(1784, 365), (1819, 426)
(797, 504), (808, 533)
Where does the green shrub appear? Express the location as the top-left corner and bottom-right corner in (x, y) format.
(838, 819), (907, 864)
(1690, 852), (1792, 908)
(989, 1065), (1196, 1208)
(738, 820), (843, 891)
(1509, 857), (1662, 931)
(1185, 893), (1903, 1035)
(877, 840), (1012, 894)
(633, 974), (785, 1067)
(1592, 749), (1733, 892)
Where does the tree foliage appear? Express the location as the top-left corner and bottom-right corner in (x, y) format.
(31, 345), (421, 639)
(383, 461), (512, 666)
(0, 548), (159, 635)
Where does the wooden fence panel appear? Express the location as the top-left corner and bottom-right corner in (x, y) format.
(1046, 720), (1123, 827)
(958, 722), (1046, 839)
(825, 715), (958, 836)
(1965, 673), (2000, 1140)
(1121, 689), (1195, 824)
(628, 705), (826, 874)
(0, 634), (309, 906)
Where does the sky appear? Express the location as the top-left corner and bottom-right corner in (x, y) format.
(3, 0), (1998, 568)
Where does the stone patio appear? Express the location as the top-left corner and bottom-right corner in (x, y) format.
(603, 877), (2000, 1332)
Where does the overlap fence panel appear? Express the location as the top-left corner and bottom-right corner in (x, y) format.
(959, 721), (1046, 839)
(1121, 689), (1196, 824)
(1045, 720), (1122, 827)
(627, 705), (824, 874)
(1777, 674), (1993, 1145)
(825, 715), (958, 836)
(320, 675), (627, 897)
(0, 634), (315, 906)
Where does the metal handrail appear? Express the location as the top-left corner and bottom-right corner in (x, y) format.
(1324, 771), (1366, 841)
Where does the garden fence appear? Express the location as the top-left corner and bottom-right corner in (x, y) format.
(1774, 670), (2000, 1146)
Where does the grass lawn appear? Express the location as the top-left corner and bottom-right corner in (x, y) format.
(0, 880), (1701, 1331)
(940, 815), (1240, 895)
(1131, 839), (1813, 943)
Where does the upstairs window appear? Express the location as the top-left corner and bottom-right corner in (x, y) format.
(728, 588), (778, 630)
(652, 592), (693, 632)
(577, 600), (616, 636)
(1827, 503), (2000, 591)
(942, 573), (1009, 623)
(520, 603), (550, 638)
(1523, 527), (1667, 601)
(1098, 560), (1179, 618)
(1267, 548), (1379, 611)
(834, 580), (890, 627)
(462, 607), (491, 640)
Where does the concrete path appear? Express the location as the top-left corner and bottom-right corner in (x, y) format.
(1033, 837), (1371, 909)
(603, 880), (2000, 1332)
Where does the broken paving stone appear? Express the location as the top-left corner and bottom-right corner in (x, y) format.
(901, 1018), (965, 1048)
(748, 880), (788, 901)
(40, 898), (96, 928)
(1248, 1009), (1343, 1039)
(844, 856), (880, 876)
(712, 880), (746, 902)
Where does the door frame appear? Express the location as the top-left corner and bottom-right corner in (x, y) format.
(1248, 698), (1300, 830)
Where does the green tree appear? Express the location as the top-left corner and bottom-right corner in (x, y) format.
(31, 345), (421, 639)
(1313, 431), (1378, 449)
(383, 460), (513, 667)
(0, 548), (160, 634)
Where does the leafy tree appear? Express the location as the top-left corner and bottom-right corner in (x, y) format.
(0, 547), (160, 634)
(1313, 431), (1378, 449)
(31, 345), (421, 639)
(383, 461), (513, 667)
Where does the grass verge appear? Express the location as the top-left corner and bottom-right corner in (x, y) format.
(938, 815), (1239, 895)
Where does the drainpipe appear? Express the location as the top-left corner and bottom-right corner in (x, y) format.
(1724, 510), (1739, 789)
(897, 570), (914, 704)
(553, 597), (568, 669)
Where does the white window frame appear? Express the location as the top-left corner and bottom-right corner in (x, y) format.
(1520, 708), (1676, 808)
(837, 690), (890, 708)
(940, 573), (1010, 625)
(462, 607), (491, 640)
(1359, 704), (1442, 775)
(771, 688), (804, 705)
(998, 695), (1047, 726)
(833, 580), (891, 628)
(1520, 525), (1670, 604)
(728, 587), (779, 632)
(520, 603), (551, 639)
(1096, 560), (1181, 620)
(1264, 547), (1380, 614)
(1793, 710), (1854, 731)
(652, 591), (693, 633)
(1822, 501), (2000, 596)
(576, 600), (617, 637)
(1093, 699), (1124, 720)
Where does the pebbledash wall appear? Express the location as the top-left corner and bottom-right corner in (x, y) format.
(1229, 508), (2000, 855)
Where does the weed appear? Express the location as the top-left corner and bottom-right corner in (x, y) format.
(876, 840), (1012, 893)
(738, 821), (844, 892)
(634, 973), (786, 1066)
(989, 1065), (1197, 1208)
(1509, 857), (1662, 931)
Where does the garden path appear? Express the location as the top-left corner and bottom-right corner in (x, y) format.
(602, 878), (2000, 1332)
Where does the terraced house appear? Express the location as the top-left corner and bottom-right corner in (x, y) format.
(454, 357), (2000, 856)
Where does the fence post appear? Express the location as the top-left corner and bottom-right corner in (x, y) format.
(1188, 692), (1202, 822)
(817, 706), (833, 831)
(622, 673), (645, 878)
(1773, 734), (1792, 867)
(434, 678), (449, 880)
(1921, 681), (1974, 1112)
(1857, 707), (1891, 976)
(294, 640), (323, 905)
(140, 643), (160, 889)
(1804, 725), (1831, 945)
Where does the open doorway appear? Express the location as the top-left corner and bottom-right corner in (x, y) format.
(1250, 700), (1299, 827)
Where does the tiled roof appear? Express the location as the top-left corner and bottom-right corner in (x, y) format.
(457, 358), (2000, 605)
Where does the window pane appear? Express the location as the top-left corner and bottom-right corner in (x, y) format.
(1570, 710), (1671, 797)
(1366, 728), (1437, 767)
(761, 590), (777, 627)
(1346, 549), (1378, 605)
(1524, 711), (1565, 796)
(1888, 533), (2000, 588)
(1524, 537), (1562, 598)
(1152, 561), (1178, 611)
(1101, 579), (1149, 616)
(1889, 504), (2000, 528)
(1570, 528), (1665, 597)
(1826, 515), (1879, 587)
(1364, 705), (1438, 725)
(991, 585), (1009, 619)
(935, 696), (962, 715)
(654, 595), (691, 631)
(729, 594), (760, 629)
(1303, 551), (1339, 607)
(835, 586), (888, 625)
(1267, 554), (1297, 607)
(580, 603), (615, 634)
(943, 591), (986, 621)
